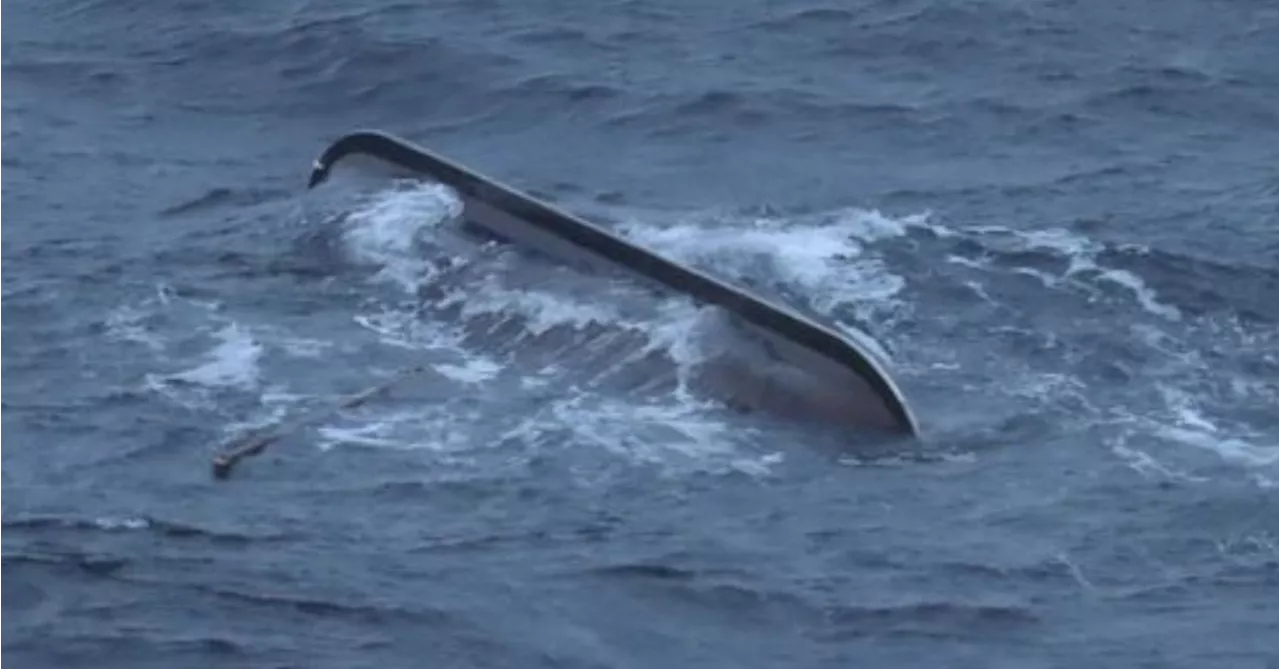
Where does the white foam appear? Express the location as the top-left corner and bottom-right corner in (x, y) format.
(1094, 382), (1278, 487)
(634, 300), (720, 396)
(139, 322), (265, 411)
(167, 323), (264, 390)
(451, 273), (629, 336)
(1010, 266), (1063, 289)
(104, 304), (166, 351)
(616, 206), (909, 315)
(315, 423), (409, 450)
(512, 391), (783, 477)
(1158, 386), (1276, 469)
(273, 335), (333, 358)
(93, 517), (150, 531)
(341, 182), (464, 291)
(103, 283), (223, 353)
(214, 386), (299, 437)
(1162, 383), (1218, 437)
(315, 405), (479, 453)
(434, 358), (502, 384)
(1110, 441), (1208, 483)
(1155, 424), (1278, 470)
(353, 308), (450, 351)
(1096, 267), (1182, 321)
(941, 223), (1182, 321)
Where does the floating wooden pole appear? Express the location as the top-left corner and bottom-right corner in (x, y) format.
(211, 365), (431, 480)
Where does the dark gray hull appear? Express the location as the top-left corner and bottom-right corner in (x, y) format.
(308, 130), (919, 437)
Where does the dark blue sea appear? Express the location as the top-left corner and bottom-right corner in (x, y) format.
(3, 0), (1277, 667)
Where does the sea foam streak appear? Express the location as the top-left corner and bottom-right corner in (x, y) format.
(902, 215), (1276, 486)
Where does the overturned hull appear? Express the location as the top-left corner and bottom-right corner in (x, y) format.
(308, 130), (920, 437)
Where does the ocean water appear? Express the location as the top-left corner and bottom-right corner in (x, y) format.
(3, 0), (1276, 667)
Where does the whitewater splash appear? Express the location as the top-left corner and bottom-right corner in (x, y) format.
(289, 181), (921, 474)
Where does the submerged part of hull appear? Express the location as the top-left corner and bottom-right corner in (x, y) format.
(308, 129), (919, 437)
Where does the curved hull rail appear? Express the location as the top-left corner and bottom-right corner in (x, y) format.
(307, 130), (919, 437)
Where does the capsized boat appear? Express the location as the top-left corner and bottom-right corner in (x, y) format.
(307, 130), (919, 437)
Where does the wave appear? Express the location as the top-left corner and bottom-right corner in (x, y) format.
(585, 557), (1037, 641)
(899, 216), (1276, 484)
(2, 515), (289, 545)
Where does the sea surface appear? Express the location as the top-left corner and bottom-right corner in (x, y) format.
(3, 0), (1277, 667)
